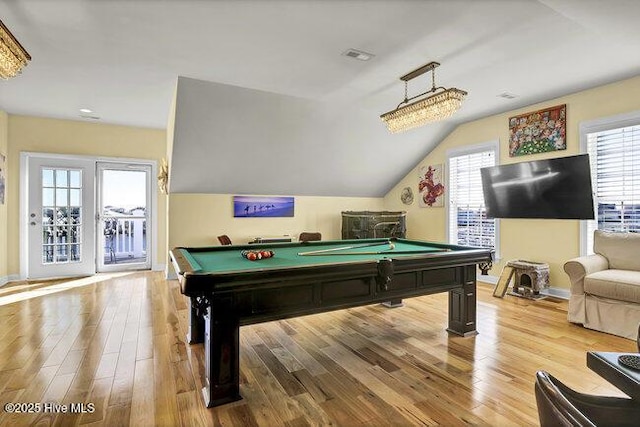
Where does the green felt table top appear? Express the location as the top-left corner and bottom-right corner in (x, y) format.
(176, 239), (459, 274)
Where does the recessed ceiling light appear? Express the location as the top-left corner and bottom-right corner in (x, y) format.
(79, 108), (93, 113)
(498, 92), (518, 99)
(341, 48), (375, 61)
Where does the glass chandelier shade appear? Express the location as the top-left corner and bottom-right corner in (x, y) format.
(381, 88), (467, 133)
(0, 19), (31, 79)
(380, 62), (466, 133)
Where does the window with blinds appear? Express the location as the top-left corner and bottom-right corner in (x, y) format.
(585, 124), (640, 252)
(448, 145), (497, 250)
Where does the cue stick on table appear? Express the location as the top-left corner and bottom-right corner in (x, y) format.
(300, 248), (451, 256)
(298, 240), (390, 256)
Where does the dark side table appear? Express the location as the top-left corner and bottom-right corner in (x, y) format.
(587, 351), (640, 400)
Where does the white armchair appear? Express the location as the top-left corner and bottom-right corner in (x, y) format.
(563, 231), (640, 339)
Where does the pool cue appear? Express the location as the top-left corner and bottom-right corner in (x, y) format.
(298, 240), (390, 256)
(301, 248), (451, 256)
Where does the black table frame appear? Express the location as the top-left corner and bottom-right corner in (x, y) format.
(170, 241), (493, 408)
(587, 351), (640, 400)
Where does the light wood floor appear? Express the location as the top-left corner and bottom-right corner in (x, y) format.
(0, 271), (635, 426)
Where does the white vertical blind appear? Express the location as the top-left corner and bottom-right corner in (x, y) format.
(586, 124), (640, 252)
(448, 149), (496, 248)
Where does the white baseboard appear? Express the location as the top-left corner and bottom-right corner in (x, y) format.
(478, 274), (499, 285)
(540, 287), (570, 300)
(165, 264), (177, 280)
(477, 274), (569, 300)
(0, 274), (22, 287)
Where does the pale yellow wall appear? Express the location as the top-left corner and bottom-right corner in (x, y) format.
(6, 115), (167, 276)
(384, 75), (640, 289)
(0, 111), (8, 281)
(168, 193), (383, 249)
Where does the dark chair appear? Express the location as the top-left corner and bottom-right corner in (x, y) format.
(299, 232), (321, 242)
(534, 371), (640, 427)
(217, 235), (232, 245)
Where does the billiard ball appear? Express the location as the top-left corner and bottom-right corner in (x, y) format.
(389, 243), (395, 250)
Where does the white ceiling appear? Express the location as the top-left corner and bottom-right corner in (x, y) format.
(2, 0), (640, 196)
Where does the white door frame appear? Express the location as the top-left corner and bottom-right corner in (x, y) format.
(20, 152), (158, 280)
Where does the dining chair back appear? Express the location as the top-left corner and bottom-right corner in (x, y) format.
(217, 235), (232, 245)
(299, 232), (321, 242)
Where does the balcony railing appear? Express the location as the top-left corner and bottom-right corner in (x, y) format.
(103, 214), (146, 265)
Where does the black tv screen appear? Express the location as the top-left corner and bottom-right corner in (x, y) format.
(480, 154), (595, 219)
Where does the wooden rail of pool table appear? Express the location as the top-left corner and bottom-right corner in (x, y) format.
(170, 244), (493, 408)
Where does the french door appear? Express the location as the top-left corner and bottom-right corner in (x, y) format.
(96, 162), (152, 272)
(26, 156), (96, 279)
(23, 154), (153, 279)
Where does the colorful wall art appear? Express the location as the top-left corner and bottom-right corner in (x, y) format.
(418, 164), (444, 207)
(509, 104), (566, 157)
(233, 196), (294, 217)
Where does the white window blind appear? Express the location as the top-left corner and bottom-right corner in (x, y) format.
(448, 149), (496, 249)
(586, 124), (640, 252)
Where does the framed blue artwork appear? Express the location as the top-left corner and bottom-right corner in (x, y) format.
(233, 196), (294, 218)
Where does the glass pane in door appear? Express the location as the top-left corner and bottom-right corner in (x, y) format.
(41, 168), (83, 264)
(101, 169), (148, 266)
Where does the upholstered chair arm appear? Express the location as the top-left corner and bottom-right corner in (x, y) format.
(563, 254), (609, 295)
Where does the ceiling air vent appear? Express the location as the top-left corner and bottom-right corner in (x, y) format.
(80, 114), (101, 120)
(342, 48), (375, 61)
(498, 92), (518, 99)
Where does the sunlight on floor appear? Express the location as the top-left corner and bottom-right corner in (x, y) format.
(0, 272), (134, 306)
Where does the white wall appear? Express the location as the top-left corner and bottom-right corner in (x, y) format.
(170, 76), (433, 197)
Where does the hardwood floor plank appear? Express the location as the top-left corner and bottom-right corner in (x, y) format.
(78, 376), (113, 425)
(136, 325), (154, 361)
(94, 352), (118, 380)
(104, 403), (131, 427)
(0, 365), (60, 426)
(263, 322), (328, 376)
(109, 339), (137, 407)
(129, 357), (155, 426)
(289, 393), (337, 427)
(226, 403), (260, 427)
(175, 390), (209, 427)
(235, 367), (287, 427)
(152, 332), (180, 426)
(252, 343), (306, 397)
(291, 369), (330, 403)
(242, 364), (303, 424)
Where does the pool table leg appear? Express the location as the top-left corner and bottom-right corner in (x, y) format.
(446, 266), (478, 337)
(202, 306), (241, 408)
(187, 297), (205, 344)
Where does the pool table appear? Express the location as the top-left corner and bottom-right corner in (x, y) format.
(170, 238), (493, 407)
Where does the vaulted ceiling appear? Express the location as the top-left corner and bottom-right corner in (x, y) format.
(2, 1), (640, 196)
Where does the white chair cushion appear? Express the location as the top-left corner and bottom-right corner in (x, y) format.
(584, 269), (640, 304)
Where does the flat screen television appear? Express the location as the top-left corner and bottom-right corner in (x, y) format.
(480, 154), (595, 219)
